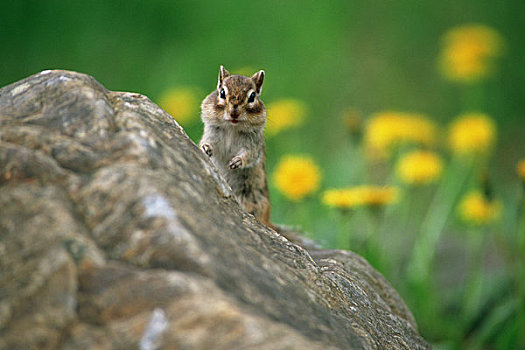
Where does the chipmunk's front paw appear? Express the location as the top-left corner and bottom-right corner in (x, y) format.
(202, 144), (213, 157)
(228, 156), (243, 170)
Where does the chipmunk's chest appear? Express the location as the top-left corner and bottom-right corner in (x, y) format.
(213, 126), (242, 159)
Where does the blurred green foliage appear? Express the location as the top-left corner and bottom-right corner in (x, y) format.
(2, 1), (525, 348)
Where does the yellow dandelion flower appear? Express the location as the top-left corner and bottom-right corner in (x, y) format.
(273, 155), (321, 201)
(518, 160), (525, 181)
(439, 24), (504, 82)
(358, 186), (399, 207)
(323, 189), (361, 208)
(448, 112), (496, 156)
(158, 87), (200, 125)
(396, 151), (443, 185)
(266, 99), (307, 136)
(458, 191), (502, 225)
(364, 111), (438, 158)
(322, 186), (399, 209)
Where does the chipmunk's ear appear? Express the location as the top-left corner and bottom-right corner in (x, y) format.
(252, 70), (265, 94)
(218, 65), (230, 89)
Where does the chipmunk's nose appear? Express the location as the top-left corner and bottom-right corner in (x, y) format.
(230, 105), (240, 118)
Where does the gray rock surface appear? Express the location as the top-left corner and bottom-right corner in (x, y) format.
(0, 70), (430, 349)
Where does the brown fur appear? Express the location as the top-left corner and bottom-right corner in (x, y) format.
(200, 66), (271, 226)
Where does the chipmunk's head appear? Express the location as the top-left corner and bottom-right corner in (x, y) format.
(203, 65), (266, 128)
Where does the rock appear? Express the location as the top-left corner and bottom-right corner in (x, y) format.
(0, 70), (430, 349)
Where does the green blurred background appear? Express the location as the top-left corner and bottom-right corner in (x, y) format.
(2, 1), (525, 348)
(2, 0), (524, 185)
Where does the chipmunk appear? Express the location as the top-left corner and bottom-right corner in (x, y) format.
(200, 66), (271, 227)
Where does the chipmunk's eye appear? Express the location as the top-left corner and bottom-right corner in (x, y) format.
(219, 88), (226, 99)
(247, 91), (256, 103)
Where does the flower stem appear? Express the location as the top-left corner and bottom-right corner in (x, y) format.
(407, 156), (474, 284)
(336, 210), (353, 251)
(516, 188), (525, 346)
(461, 229), (487, 331)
